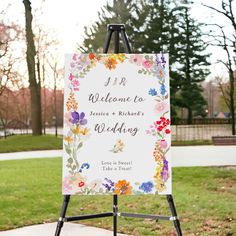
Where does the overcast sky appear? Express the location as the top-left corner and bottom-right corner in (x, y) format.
(1, 0), (236, 79)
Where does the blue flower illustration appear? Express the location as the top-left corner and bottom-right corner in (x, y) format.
(148, 88), (157, 96)
(160, 84), (166, 96)
(79, 163), (90, 173)
(139, 181), (154, 193)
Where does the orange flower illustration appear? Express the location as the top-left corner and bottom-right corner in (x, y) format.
(104, 57), (117, 70)
(159, 69), (163, 78)
(114, 180), (132, 195)
(66, 92), (78, 111)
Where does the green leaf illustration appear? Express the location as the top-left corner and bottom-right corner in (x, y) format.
(77, 142), (83, 149)
(65, 147), (71, 155)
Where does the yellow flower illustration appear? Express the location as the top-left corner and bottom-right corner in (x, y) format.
(80, 127), (89, 135)
(115, 53), (126, 63)
(64, 136), (73, 143)
(72, 126), (80, 135)
(154, 165), (163, 179)
(111, 139), (125, 153)
(154, 178), (166, 192)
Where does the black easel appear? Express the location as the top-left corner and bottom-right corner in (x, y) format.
(55, 24), (182, 236)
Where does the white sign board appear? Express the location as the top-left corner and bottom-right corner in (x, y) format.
(63, 53), (171, 195)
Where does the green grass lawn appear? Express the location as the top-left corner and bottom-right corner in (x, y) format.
(172, 140), (213, 146)
(0, 158), (235, 235)
(0, 135), (212, 154)
(0, 135), (63, 153)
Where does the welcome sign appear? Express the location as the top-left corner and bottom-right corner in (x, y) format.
(63, 53), (171, 195)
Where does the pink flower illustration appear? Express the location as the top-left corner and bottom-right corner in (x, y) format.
(72, 53), (77, 61)
(62, 175), (73, 193)
(154, 101), (168, 114)
(68, 73), (73, 81)
(64, 111), (72, 127)
(142, 60), (152, 69)
(71, 79), (80, 91)
(72, 79), (79, 87)
(160, 140), (168, 149)
(129, 54), (143, 66)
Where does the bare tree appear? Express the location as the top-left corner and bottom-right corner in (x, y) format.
(0, 15), (20, 95)
(0, 88), (16, 138)
(203, 0), (236, 135)
(34, 25), (59, 135)
(47, 57), (63, 137)
(23, 0), (42, 135)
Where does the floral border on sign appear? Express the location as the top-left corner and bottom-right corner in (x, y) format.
(144, 54), (171, 193)
(63, 53), (170, 195)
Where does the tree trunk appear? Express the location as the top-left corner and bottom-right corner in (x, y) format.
(23, 0), (42, 135)
(54, 69), (58, 137)
(229, 69), (235, 135)
(42, 64), (46, 135)
(187, 107), (192, 125)
(185, 8), (192, 125)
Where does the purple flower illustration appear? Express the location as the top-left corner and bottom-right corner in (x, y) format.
(139, 181), (154, 193)
(155, 54), (166, 65)
(103, 178), (115, 191)
(161, 55), (166, 64)
(161, 159), (169, 181)
(155, 55), (162, 65)
(70, 111), (87, 125)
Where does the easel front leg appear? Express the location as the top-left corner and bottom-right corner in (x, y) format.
(166, 195), (182, 236)
(113, 194), (118, 236)
(55, 195), (71, 236)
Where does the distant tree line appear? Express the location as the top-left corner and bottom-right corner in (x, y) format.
(0, 87), (64, 135)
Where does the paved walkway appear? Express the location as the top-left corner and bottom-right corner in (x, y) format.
(0, 146), (235, 166)
(0, 150), (62, 161)
(172, 145), (236, 166)
(0, 222), (128, 236)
